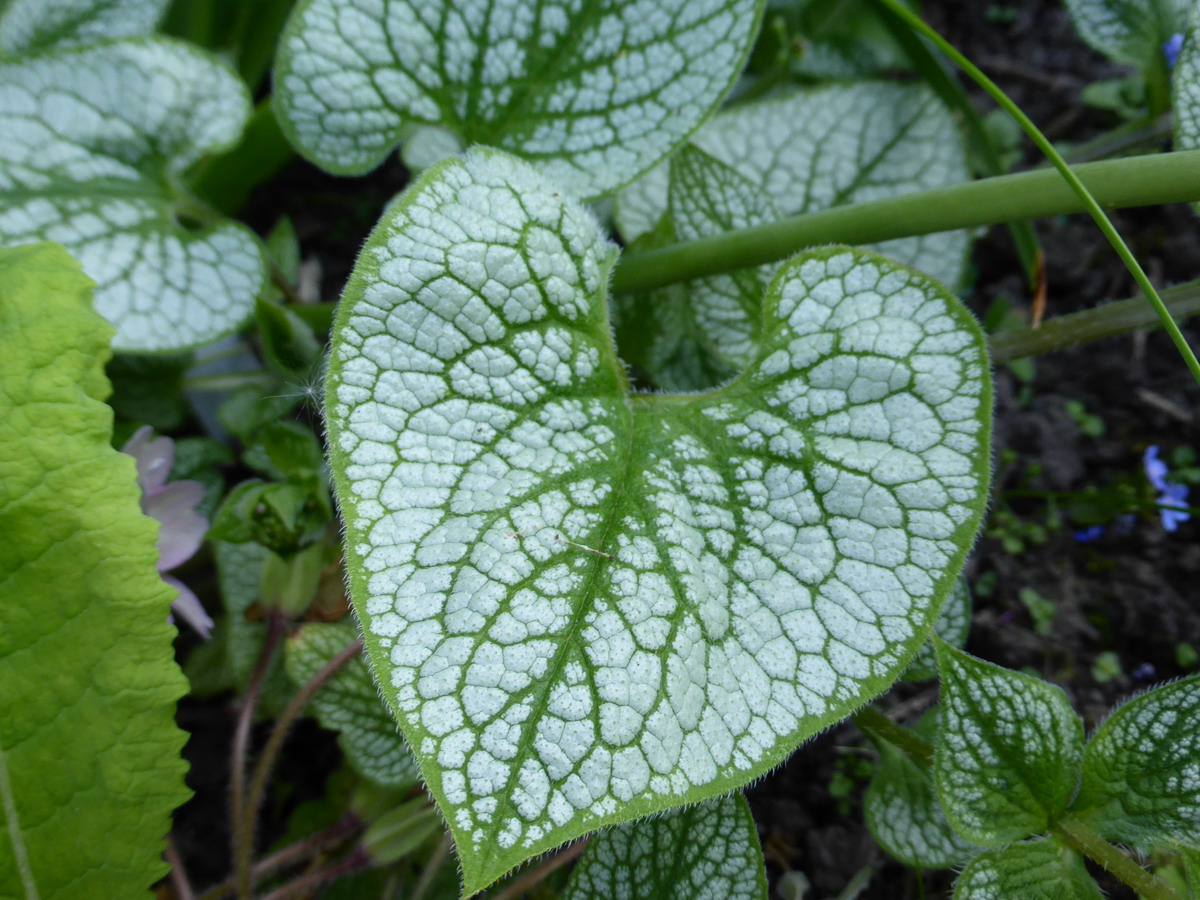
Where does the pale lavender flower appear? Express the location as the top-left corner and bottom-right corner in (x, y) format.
(122, 426), (212, 638)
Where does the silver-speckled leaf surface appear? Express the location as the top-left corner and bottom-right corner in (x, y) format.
(0, 0), (167, 55)
(615, 82), (971, 290)
(935, 643), (1084, 846)
(1072, 674), (1200, 850)
(0, 38), (264, 352)
(325, 149), (991, 892)
(287, 622), (422, 789)
(954, 839), (1100, 900)
(273, 0), (765, 198)
(562, 793), (766, 900)
(1064, 0), (1190, 67)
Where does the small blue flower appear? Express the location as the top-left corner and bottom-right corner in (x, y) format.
(1159, 481), (1191, 532)
(1074, 525), (1105, 543)
(1144, 445), (1169, 491)
(1132, 662), (1157, 681)
(1145, 445), (1190, 531)
(1164, 32), (1185, 69)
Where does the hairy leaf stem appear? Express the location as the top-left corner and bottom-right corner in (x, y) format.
(197, 814), (362, 900)
(1052, 819), (1182, 900)
(611, 150), (1200, 295)
(230, 611), (287, 900)
(852, 705), (933, 768)
(257, 848), (371, 900)
(870, 0), (1200, 387)
(991, 278), (1200, 362)
(488, 839), (590, 900)
(234, 638), (365, 898)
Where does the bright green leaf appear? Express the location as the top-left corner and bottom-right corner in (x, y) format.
(0, 242), (189, 898)
(935, 643), (1084, 846)
(904, 576), (972, 682)
(0, 38), (266, 352)
(953, 839), (1101, 900)
(616, 82), (972, 291)
(865, 727), (982, 869)
(272, 0), (766, 198)
(0, 0), (167, 55)
(1064, 0), (1189, 68)
(562, 793), (767, 900)
(1072, 674), (1200, 849)
(286, 623), (421, 789)
(325, 149), (991, 892)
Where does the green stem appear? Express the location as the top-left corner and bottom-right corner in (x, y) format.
(610, 150), (1200, 294)
(1052, 819), (1183, 900)
(871, 0), (1200, 388)
(1058, 113), (1173, 165)
(852, 705), (933, 768)
(990, 278), (1200, 362)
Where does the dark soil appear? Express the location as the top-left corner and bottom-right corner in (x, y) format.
(170, 2), (1200, 898)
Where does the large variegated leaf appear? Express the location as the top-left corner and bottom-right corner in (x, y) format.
(615, 82), (971, 291)
(272, 0), (766, 199)
(1071, 674), (1200, 850)
(0, 0), (167, 56)
(1064, 0), (1190, 68)
(562, 793), (767, 900)
(0, 243), (190, 898)
(0, 38), (265, 352)
(935, 642), (1084, 846)
(325, 149), (991, 893)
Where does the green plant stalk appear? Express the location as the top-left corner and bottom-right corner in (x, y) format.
(858, 706), (1185, 900)
(871, 0), (1200, 388)
(1058, 113), (1173, 166)
(991, 278), (1200, 362)
(1052, 819), (1182, 900)
(610, 150), (1200, 294)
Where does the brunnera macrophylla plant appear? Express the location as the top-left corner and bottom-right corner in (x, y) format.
(9, 0), (1200, 897)
(322, 147), (992, 892)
